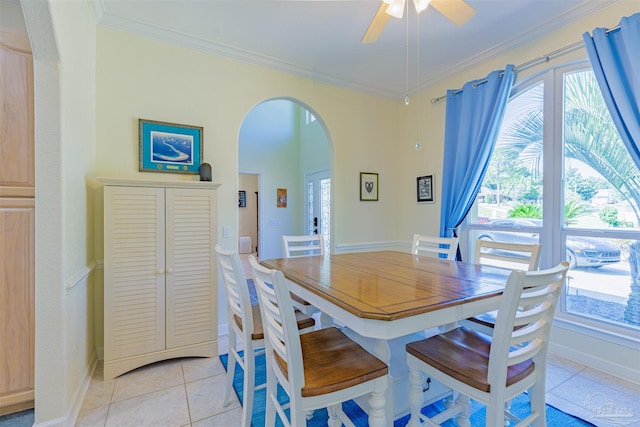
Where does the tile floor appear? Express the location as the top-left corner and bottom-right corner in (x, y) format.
(68, 335), (640, 427)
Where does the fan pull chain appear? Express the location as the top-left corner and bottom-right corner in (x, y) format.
(404, 0), (410, 105)
(415, 10), (421, 150)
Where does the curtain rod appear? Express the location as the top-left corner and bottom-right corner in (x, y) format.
(430, 23), (622, 104)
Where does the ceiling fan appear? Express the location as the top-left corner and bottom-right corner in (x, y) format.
(361, 0), (476, 43)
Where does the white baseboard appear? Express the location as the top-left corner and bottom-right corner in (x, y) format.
(218, 323), (229, 337)
(549, 342), (640, 385)
(33, 353), (98, 427)
(32, 416), (66, 427)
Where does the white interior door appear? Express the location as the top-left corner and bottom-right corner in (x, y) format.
(305, 170), (330, 254)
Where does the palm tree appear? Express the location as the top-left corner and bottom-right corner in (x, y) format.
(494, 71), (640, 224)
(491, 70), (640, 327)
(564, 71), (640, 223)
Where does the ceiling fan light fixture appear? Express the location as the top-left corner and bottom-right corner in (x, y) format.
(385, 0), (405, 19)
(413, 0), (432, 14)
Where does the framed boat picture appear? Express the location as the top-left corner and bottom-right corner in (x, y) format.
(139, 119), (203, 174)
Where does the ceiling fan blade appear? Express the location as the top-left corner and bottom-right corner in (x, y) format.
(361, 3), (392, 43)
(430, 0), (476, 26)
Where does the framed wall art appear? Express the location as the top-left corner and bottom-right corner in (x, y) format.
(238, 190), (246, 207)
(417, 174), (434, 203)
(277, 188), (287, 208)
(360, 172), (378, 201)
(139, 119), (203, 174)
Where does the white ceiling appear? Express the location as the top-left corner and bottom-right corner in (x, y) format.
(90, 0), (618, 100)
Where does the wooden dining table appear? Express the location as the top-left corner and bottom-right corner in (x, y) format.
(260, 250), (512, 425)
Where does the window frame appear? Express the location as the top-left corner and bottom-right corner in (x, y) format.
(461, 59), (640, 344)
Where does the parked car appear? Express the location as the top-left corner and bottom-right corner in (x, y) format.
(477, 218), (621, 269)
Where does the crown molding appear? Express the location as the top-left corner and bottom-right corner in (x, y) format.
(91, 0), (619, 101)
(418, 0), (619, 93)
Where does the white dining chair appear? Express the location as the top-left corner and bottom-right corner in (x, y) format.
(215, 245), (315, 427)
(281, 234), (324, 320)
(411, 234), (459, 260)
(475, 239), (542, 271)
(249, 255), (389, 427)
(463, 240), (542, 335)
(281, 234), (324, 258)
(406, 261), (569, 427)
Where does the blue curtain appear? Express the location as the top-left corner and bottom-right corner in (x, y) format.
(439, 65), (515, 248)
(583, 13), (640, 169)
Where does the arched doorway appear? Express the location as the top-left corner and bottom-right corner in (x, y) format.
(238, 99), (332, 260)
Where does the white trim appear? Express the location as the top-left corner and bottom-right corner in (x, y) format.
(67, 354), (99, 427)
(549, 339), (640, 385)
(554, 315), (640, 349)
(218, 323), (229, 338)
(89, 0), (616, 100)
(32, 416), (66, 427)
(65, 262), (95, 291)
(99, 177), (221, 189)
(32, 353), (98, 427)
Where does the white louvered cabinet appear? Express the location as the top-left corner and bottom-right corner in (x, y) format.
(103, 180), (219, 380)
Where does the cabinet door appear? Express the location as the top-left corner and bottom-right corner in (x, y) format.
(0, 198), (34, 409)
(104, 186), (165, 360)
(165, 188), (216, 348)
(0, 43), (34, 197)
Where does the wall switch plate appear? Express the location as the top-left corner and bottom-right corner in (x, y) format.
(223, 226), (230, 238)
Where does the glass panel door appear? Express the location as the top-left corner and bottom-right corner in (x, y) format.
(305, 170), (330, 254)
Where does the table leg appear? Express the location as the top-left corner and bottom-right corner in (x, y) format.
(372, 338), (393, 427)
(320, 312), (333, 328)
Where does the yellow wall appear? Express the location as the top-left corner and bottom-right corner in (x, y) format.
(95, 26), (401, 253)
(21, 0), (640, 424)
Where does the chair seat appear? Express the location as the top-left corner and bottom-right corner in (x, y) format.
(466, 310), (528, 331)
(234, 305), (315, 341)
(291, 293), (314, 309)
(274, 327), (388, 397)
(406, 326), (534, 392)
(466, 311), (498, 330)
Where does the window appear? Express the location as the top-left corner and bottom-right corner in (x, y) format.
(464, 62), (640, 336)
(305, 110), (316, 125)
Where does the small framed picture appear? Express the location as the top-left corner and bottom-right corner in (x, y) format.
(139, 119), (203, 174)
(277, 188), (287, 208)
(238, 190), (246, 207)
(360, 172), (378, 201)
(417, 175), (434, 203)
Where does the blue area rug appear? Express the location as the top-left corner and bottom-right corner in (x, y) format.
(220, 352), (594, 426)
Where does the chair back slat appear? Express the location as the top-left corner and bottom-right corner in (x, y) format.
(513, 300), (553, 328)
(489, 262), (569, 382)
(507, 337), (544, 366)
(411, 234), (459, 260)
(282, 234), (324, 258)
(510, 322), (546, 347)
(249, 255), (304, 394)
(215, 244), (255, 339)
(475, 240), (541, 271)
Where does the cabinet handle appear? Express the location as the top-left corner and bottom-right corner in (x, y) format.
(166, 268), (174, 274)
(157, 269), (164, 275)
